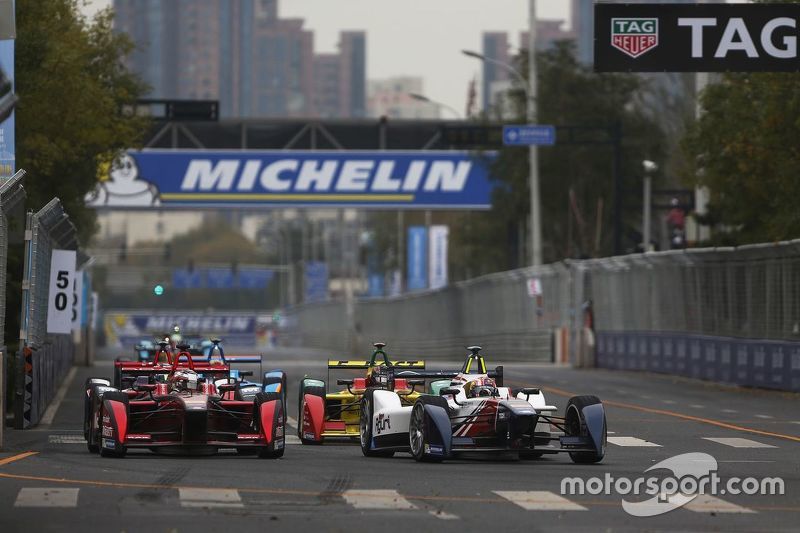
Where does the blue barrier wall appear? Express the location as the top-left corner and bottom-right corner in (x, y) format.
(596, 331), (800, 393)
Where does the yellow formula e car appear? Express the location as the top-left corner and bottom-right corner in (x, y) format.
(297, 342), (426, 444)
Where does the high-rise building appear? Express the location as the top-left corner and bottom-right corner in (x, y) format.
(481, 20), (573, 115)
(367, 77), (439, 120)
(113, 0), (365, 119)
(481, 32), (510, 113)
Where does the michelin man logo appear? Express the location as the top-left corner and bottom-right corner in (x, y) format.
(85, 153), (160, 207)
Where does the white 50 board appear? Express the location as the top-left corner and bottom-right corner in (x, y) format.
(47, 249), (76, 334)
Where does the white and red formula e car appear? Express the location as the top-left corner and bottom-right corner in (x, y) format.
(359, 346), (607, 463)
(84, 341), (286, 458)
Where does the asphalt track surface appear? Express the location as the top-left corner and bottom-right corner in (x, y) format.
(1, 347), (798, 532)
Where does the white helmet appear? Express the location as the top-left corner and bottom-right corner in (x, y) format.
(171, 369), (198, 391)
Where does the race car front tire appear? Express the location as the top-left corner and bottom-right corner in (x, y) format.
(255, 392), (285, 458)
(298, 379), (326, 444)
(409, 401), (446, 462)
(359, 389), (394, 458)
(565, 395), (606, 464)
(99, 392), (129, 458)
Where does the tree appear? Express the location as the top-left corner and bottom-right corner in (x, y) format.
(15, 0), (148, 240)
(682, 72), (800, 244)
(5, 0), (147, 352)
(449, 42), (665, 277)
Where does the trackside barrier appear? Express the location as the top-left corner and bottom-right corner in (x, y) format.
(0, 171), (26, 448)
(285, 239), (800, 392)
(15, 198), (79, 429)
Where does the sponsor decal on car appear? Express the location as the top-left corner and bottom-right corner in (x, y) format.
(275, 426), (284, 438)
(303, 432), (316, 440)
(275, 440), (285, 450)
(102, 439), (115, 449)
(375, 413), (391, 434)
(424, 444), (444, 456)
(102, 425), (113, 437)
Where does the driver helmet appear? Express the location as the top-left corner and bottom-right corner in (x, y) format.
(468, 377), (497, 398)
(367, 365), (392, 388)
(170, 369), (198, 391)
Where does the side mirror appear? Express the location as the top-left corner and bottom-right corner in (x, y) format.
(408, 379), (425, 392)
(441, 387), (462, 405)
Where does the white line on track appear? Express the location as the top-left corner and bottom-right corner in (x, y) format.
(493, 491), (587, 511)
(754, 414), (774, 419)
(15, 488), (79, 508)
(39, 367), (77, 427)
(722, 409), (738, 414)
(342, 489), (417, 510)
(702, 437), (777, 449)
(608, 436), (661, 447)
(179, 488), (243, 508)
(689, 404), (705, 409)
(286, 416), (298, 428)
(662, 399), (676, 405)
(48, 435), (86, 444)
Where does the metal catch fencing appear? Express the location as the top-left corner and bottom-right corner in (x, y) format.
(15, 198), (79, 428)
(0, 171), (26, 446)
(284, 240), (800, 391)
(284, 262), (574, 361)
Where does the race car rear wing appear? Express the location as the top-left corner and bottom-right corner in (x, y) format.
(396, 365), (504, 386)
(327, 360), (426, 369)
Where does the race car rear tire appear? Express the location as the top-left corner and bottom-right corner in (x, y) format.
(298, 379), (326, 444)
(565, 395), (606, 464)
(409, 401), (444, 462)
(99, 392), (128, 458)
(359, 389), (394, 458)
(256, 392), (285, 458)
(84, 378), (110, 442)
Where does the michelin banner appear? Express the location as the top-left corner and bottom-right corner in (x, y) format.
(85, 150), (495, 209)
(0, 36), (14, 179)
(104, 312), (258, 348)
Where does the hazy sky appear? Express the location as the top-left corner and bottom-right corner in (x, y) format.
(82, 0), (570, 116)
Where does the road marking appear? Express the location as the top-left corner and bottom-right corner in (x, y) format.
(39, 367), (77, 427)
(49, 434), (86, 444)
(285, 435), (301, 445)
(689, 404), (705, 409)
(662, 399), (676, 404)
(286, 416), (298, 428)
(342, 489), (417, 510)
(1, 472), (800, 512)
(754, 414), (774, 419)
(703, 437), (777, 449)
(429, 510), (459, 520)
(0, 451), (38, 467)
(493, 491), (587, 511)
(608, 436), (661, 447)
(722, 409), (738, 413)
(179, 488), (243, 508)
(15, 488), (79, 508)
(529, 383), (800, 444)
(685, 494), (756, 514)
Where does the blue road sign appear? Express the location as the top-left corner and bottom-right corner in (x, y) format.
(503, 125), (556, 146)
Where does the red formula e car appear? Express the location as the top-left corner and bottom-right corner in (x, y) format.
(84, 343), (286, 458)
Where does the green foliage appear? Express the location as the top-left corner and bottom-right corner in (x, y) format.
(682, 72), (800, 243)
(15, 0), (148, 240)
(451, 42), (665, 277)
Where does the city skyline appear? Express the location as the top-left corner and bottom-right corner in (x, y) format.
(83, 0), (569, 118)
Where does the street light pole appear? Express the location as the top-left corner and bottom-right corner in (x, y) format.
(408, 93), (461, 119)
(527, 0), (541, 266)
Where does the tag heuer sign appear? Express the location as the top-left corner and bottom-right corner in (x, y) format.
(611, 18), (658, 58)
